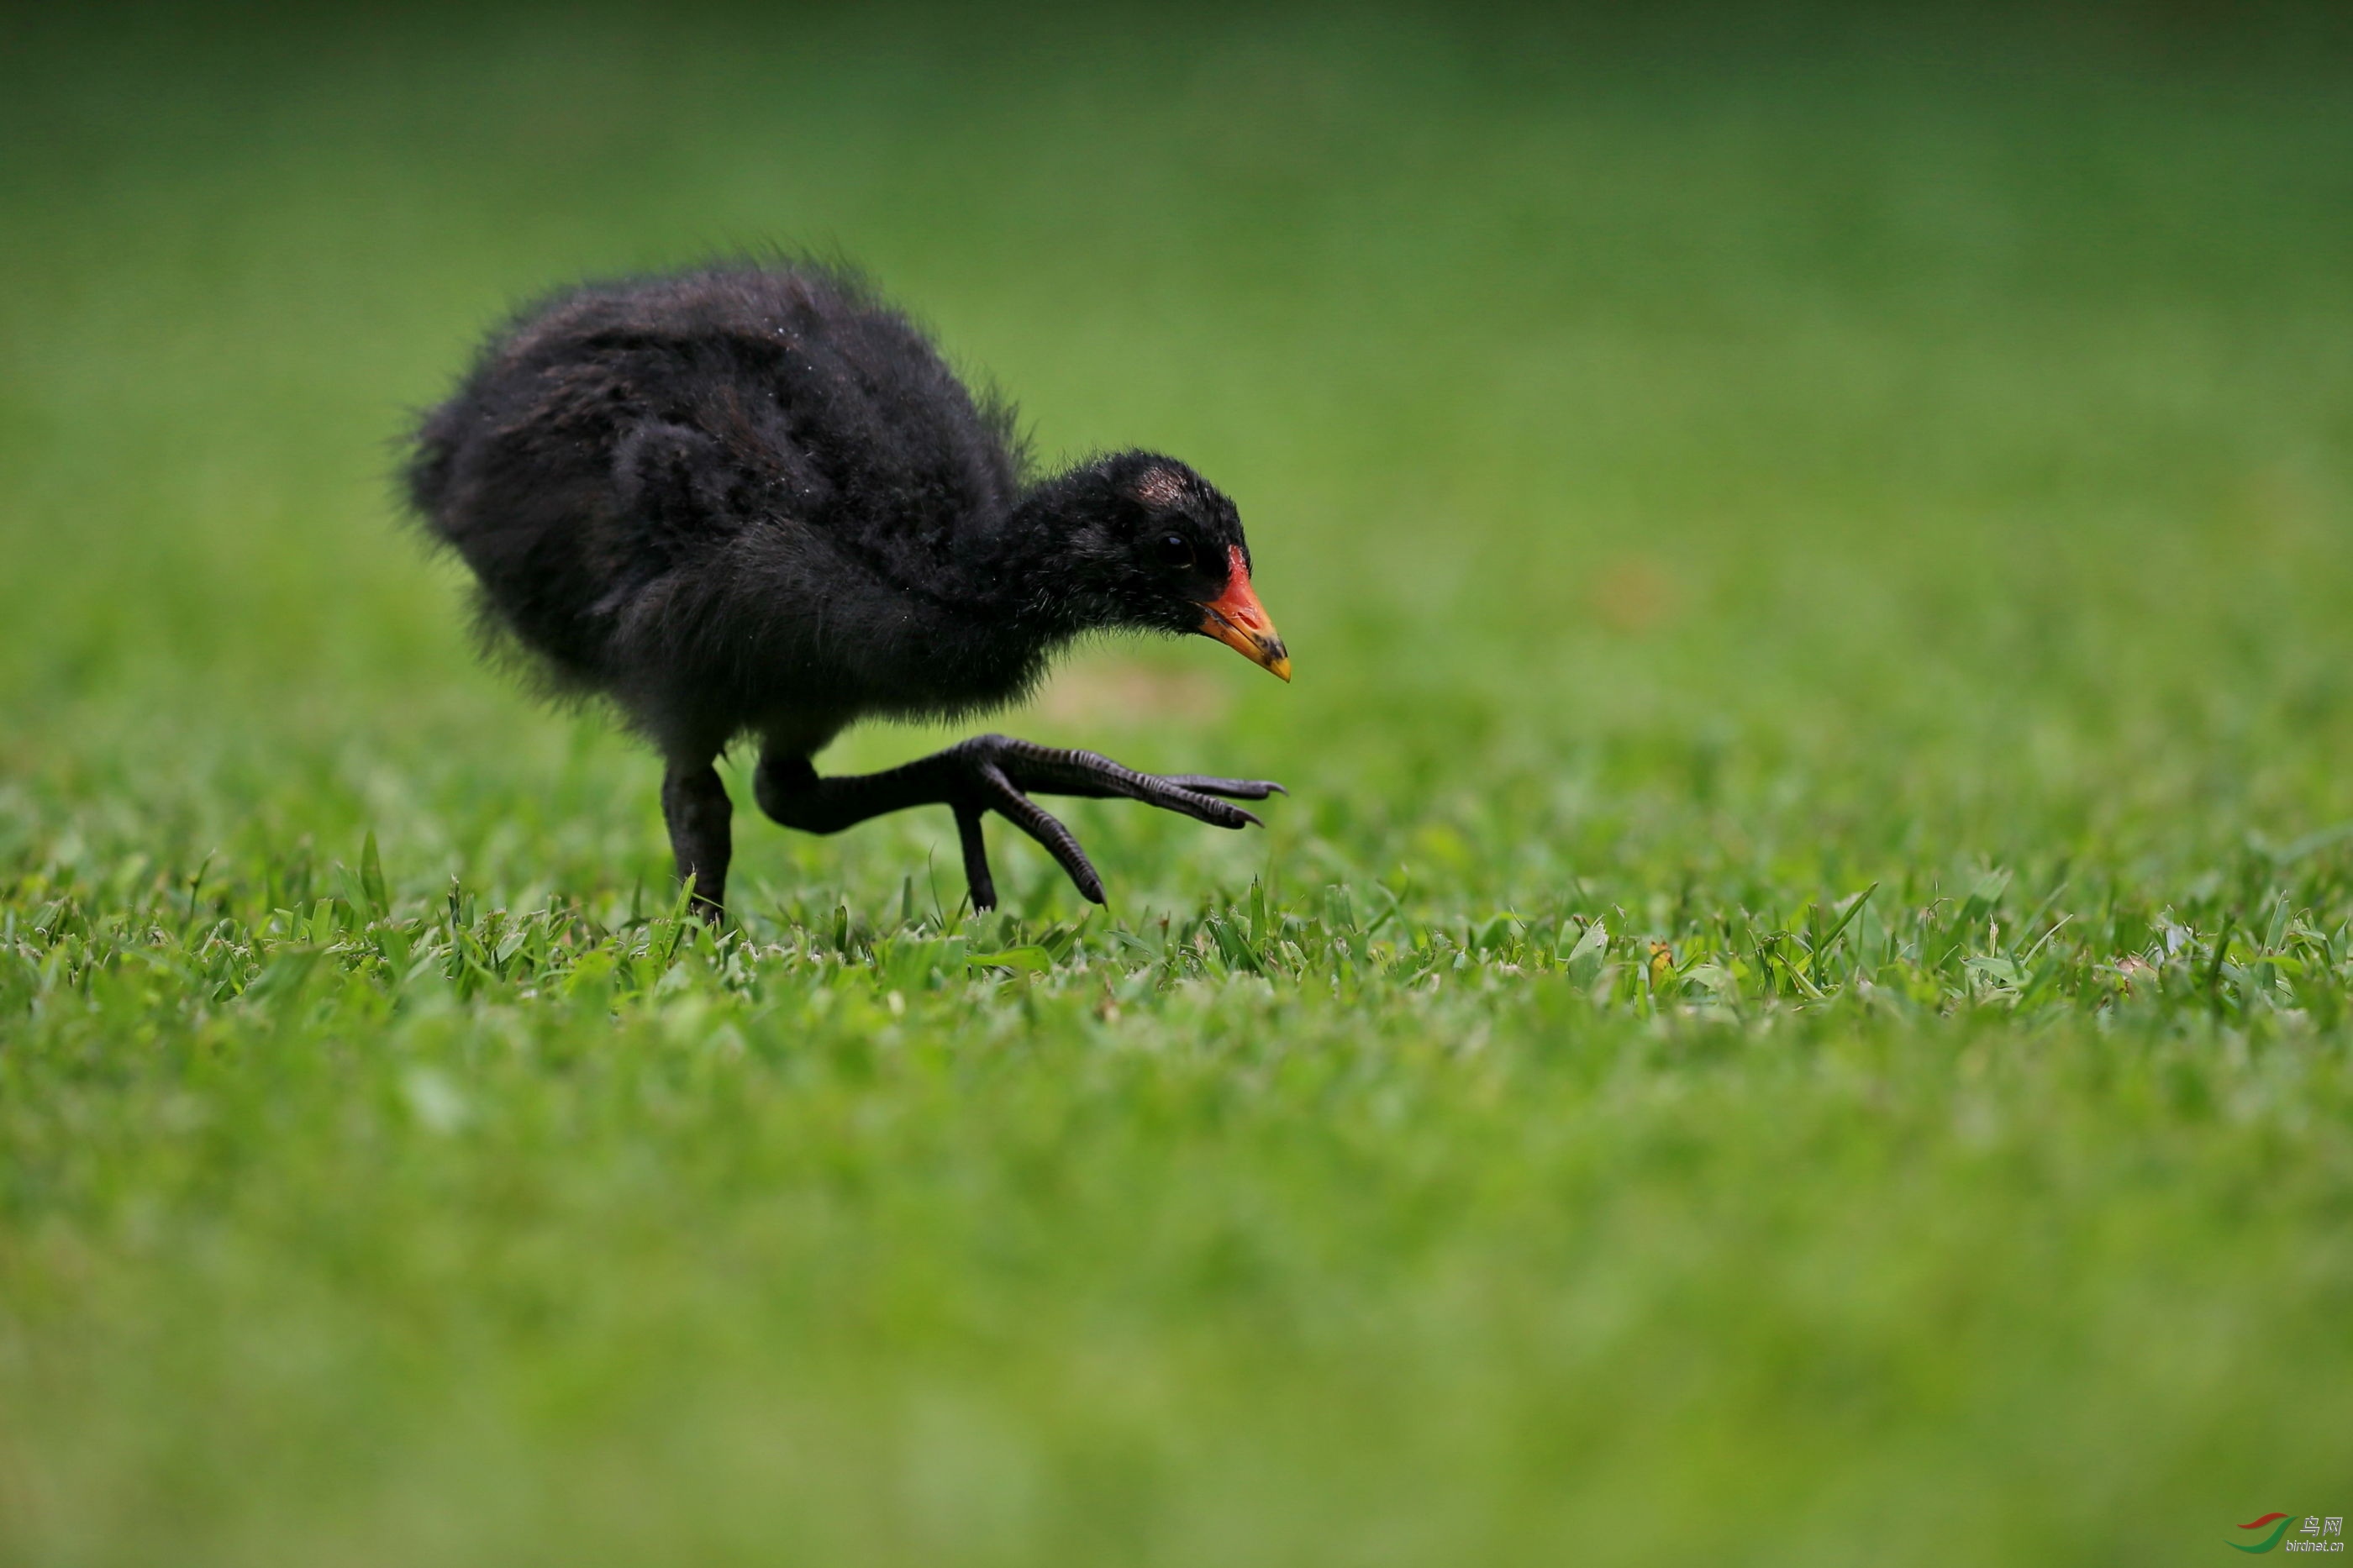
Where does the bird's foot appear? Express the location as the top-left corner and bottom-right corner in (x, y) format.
(944, 734), (1282, 912)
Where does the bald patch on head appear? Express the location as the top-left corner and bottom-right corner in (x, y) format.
(1130, 466), (1188, 510)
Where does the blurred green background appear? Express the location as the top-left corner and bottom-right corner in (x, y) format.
(4, 3), (2353, 1565)
(9, 1), (2353, 907)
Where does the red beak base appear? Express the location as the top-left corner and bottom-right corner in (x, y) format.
(1196, 545), (1291, 681)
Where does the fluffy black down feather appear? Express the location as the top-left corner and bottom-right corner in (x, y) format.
(408, 261), (1110, 759)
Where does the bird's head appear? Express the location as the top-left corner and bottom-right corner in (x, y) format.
(1008, 451), (1290, 681)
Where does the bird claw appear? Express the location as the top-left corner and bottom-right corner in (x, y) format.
(946, 735), (1281, 912)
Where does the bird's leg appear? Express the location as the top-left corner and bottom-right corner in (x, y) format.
(754, 734), (1282, 913)
(661, 760), (734, 922)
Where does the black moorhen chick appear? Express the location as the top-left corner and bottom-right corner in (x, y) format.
(407, 260), (1289, 921)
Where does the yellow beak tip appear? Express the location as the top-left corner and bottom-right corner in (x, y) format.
(1267, 655), (1293, 682)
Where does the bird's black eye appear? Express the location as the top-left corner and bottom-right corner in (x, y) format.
(1157, 534), (1192, 568)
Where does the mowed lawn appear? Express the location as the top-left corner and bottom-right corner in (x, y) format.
(4, 5), (2353, 1564)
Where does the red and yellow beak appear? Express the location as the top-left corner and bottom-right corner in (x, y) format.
(1197, 545), (1292, 681)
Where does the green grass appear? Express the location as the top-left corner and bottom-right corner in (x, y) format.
(6, 4), (2353, 1563)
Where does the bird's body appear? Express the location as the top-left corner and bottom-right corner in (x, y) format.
(413, 265), (1045, 755)
(408, 260), (1289, 918)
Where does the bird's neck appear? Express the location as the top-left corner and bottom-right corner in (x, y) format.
(848, 487), (1090, 716)
(966, 474), (1117, 645)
